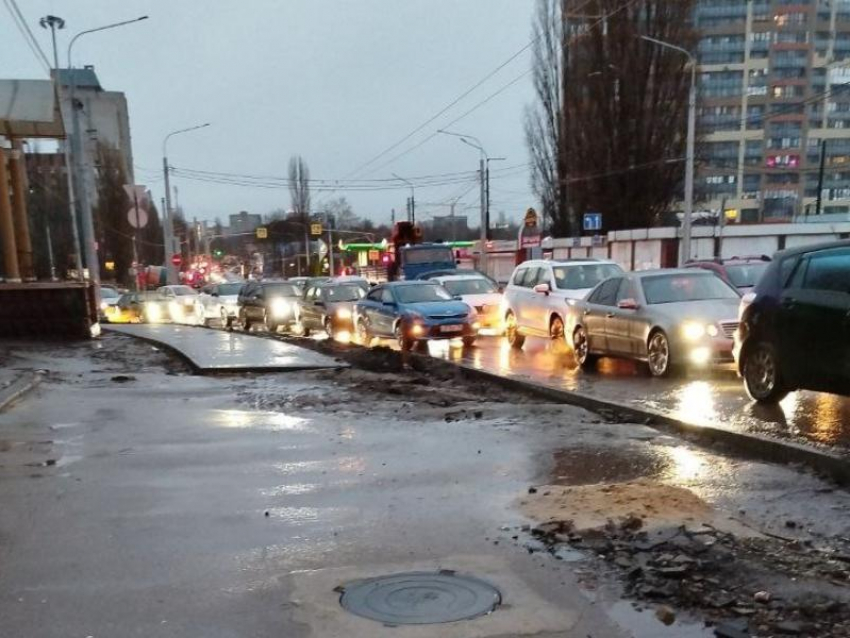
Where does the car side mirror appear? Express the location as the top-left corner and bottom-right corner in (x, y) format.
(533, 283), (550, 295)
(617, 298), (639, 310)
(211, 292), (219, 297)
(452, 295), (462, 301)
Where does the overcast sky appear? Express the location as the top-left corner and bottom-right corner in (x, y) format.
(4, 1), (536, 226)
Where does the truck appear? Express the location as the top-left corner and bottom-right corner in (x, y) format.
(387, 222), (458, 281)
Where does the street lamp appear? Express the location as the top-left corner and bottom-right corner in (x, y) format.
(437, 130), (504, 266)
(640, 35), (696, 266)
(162, 123), (211, 284)
(391, 173), (415, 224)
(66, 16), (148, 291)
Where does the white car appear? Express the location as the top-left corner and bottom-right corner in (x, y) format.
(156, 285), (199, 324)
(433, 273), (503, 332)
(196, 282), (243, 328)
(502, 259), (624, 348)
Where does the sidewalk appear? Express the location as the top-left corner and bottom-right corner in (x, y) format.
(105, 324), (344, 373)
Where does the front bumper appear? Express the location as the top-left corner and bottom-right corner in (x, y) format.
(673, 337), (735, 368)
(405, 320), (478, 341)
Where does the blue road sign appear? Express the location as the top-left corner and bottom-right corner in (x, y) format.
(583, 212), (602, 232)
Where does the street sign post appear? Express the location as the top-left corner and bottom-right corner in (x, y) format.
(583, 211), (602, 232)
(256, 227), (268, 239)
(123, 185), (148, 289)
(310, 222), (323, 236)
(127, 206), (148, 229)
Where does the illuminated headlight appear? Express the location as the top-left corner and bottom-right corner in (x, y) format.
(271, 298), (290, 317)
(100, 301), (109, 311)
(336, 307), (352, 319)
(472, 321), (481, 331)
(147, 303), (162, 322)
(169, 301), (182, 317)
(411, 324), (425, 336)
(689, 346), (711, 365)
(182, 297), (195, 306)
(682, 322), (706, 341)
(706, 324), (719, 337)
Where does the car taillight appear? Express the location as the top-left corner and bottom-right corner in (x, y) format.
(738, 292), (756, 321)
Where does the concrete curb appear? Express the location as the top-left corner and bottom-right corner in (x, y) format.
(0, 371), (44, 412)
(103, 326), (346, 375)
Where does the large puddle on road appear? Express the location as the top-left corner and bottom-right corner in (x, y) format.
(608, 601), (713, 637)
(549, 446), (673, 486)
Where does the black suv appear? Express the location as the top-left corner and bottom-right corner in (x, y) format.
(735, 240), (850, 403)
(236, 280), (301, 332)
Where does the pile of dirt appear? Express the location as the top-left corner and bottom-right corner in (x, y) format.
(525, 482), (850, 637)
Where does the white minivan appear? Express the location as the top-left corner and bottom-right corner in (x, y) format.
(502, 259), (623, 348)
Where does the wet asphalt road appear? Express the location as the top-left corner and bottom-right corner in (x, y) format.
(371, 333), (850, 453)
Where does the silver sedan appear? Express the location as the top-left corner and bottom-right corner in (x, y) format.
(566, 269), (741, 377)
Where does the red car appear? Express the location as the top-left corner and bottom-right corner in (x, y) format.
(685, 256), (771, 293)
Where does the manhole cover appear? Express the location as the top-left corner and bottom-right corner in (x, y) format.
(338, 570), (501, 625)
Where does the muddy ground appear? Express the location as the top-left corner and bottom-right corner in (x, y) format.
(1, 333), (849, 637)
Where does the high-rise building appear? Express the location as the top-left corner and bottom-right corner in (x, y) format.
(696, 0), (850, 222)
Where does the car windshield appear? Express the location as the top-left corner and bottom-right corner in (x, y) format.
(264, 283), (299, 297)
(725, 263), (769, 288)
(394, 284), (453, 304)
(442, 278), (497, 296)
(172, 286), (196, 296)
(324, 285), (365, 302)
(553, 264), (623, 290)
(402, 247), (454, 265)
(642, 274), (740, 304)
(217, 283), (242, 296)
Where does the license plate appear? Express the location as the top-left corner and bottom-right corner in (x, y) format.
(440, 324), (463, 333)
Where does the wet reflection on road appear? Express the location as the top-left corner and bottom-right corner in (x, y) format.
(416, 334), (850, 452)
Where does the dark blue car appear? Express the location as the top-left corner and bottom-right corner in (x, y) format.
(354, 281), (479, 350)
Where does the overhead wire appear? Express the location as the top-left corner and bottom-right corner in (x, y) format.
(4, 0), (51, 74)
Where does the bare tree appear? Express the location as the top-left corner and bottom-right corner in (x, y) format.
(323, 196), (359, 229)
(526, 0), (697, 234)
(288, 155), (313, 272)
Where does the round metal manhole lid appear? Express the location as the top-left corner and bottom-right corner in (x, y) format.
(338, 570), (501, 625)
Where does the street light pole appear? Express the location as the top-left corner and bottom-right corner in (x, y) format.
(67, 16), (148, 291)
(162, 123), (210, 284)
(640, 35), (696, 266)
(392, 173), (415, 224)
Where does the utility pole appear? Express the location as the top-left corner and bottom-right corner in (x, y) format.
(393, 174), (415, 224)
(479, 158), (486, 252)
(326, 212), (335, 276)
(815, 139), (827, 217)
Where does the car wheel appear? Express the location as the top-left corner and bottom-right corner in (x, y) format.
(743, 341), (789, 403)
(265, 312), (279, 333)
(573, 326), (597, 369)
(549, 315), (565, 341)
(462, 336), (476, 347)
(505, 312), (525, 349)
(240, 311), (251, 332)
(356, 319), (372, 346)
(647, 330), (672, 377)
(395, 323), (414, 351)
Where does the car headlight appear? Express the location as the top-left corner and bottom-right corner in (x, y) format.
(706, 324), (719, 337)
(336, 307), (352, 319)
(271, 298), (290, 317)
(169, 301), (182, 316)
(681, 322), (706, 341)
(183, 297), (195, 306)
(147, 303), (162, 322)
(100, 301), (108, 311)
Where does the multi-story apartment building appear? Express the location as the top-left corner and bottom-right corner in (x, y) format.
(696, 0), (850, 222)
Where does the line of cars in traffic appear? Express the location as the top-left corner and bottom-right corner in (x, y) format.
(100, 239), (849, 405)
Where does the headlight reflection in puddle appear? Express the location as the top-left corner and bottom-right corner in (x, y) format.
(213, 410), (311, 432)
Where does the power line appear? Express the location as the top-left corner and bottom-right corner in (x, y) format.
(358, 0), (643, 178)
(3, 0), (51, 73)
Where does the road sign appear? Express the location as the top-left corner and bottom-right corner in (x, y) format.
(310, 222), (323, 236)
(368, 249), (380, 261)
(256, 227), (268, 239)
(171, 254), (182, 267)
(583, 211), (602, 232)
(123, 184), (148, 206)
(127, 206), (149, 229)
